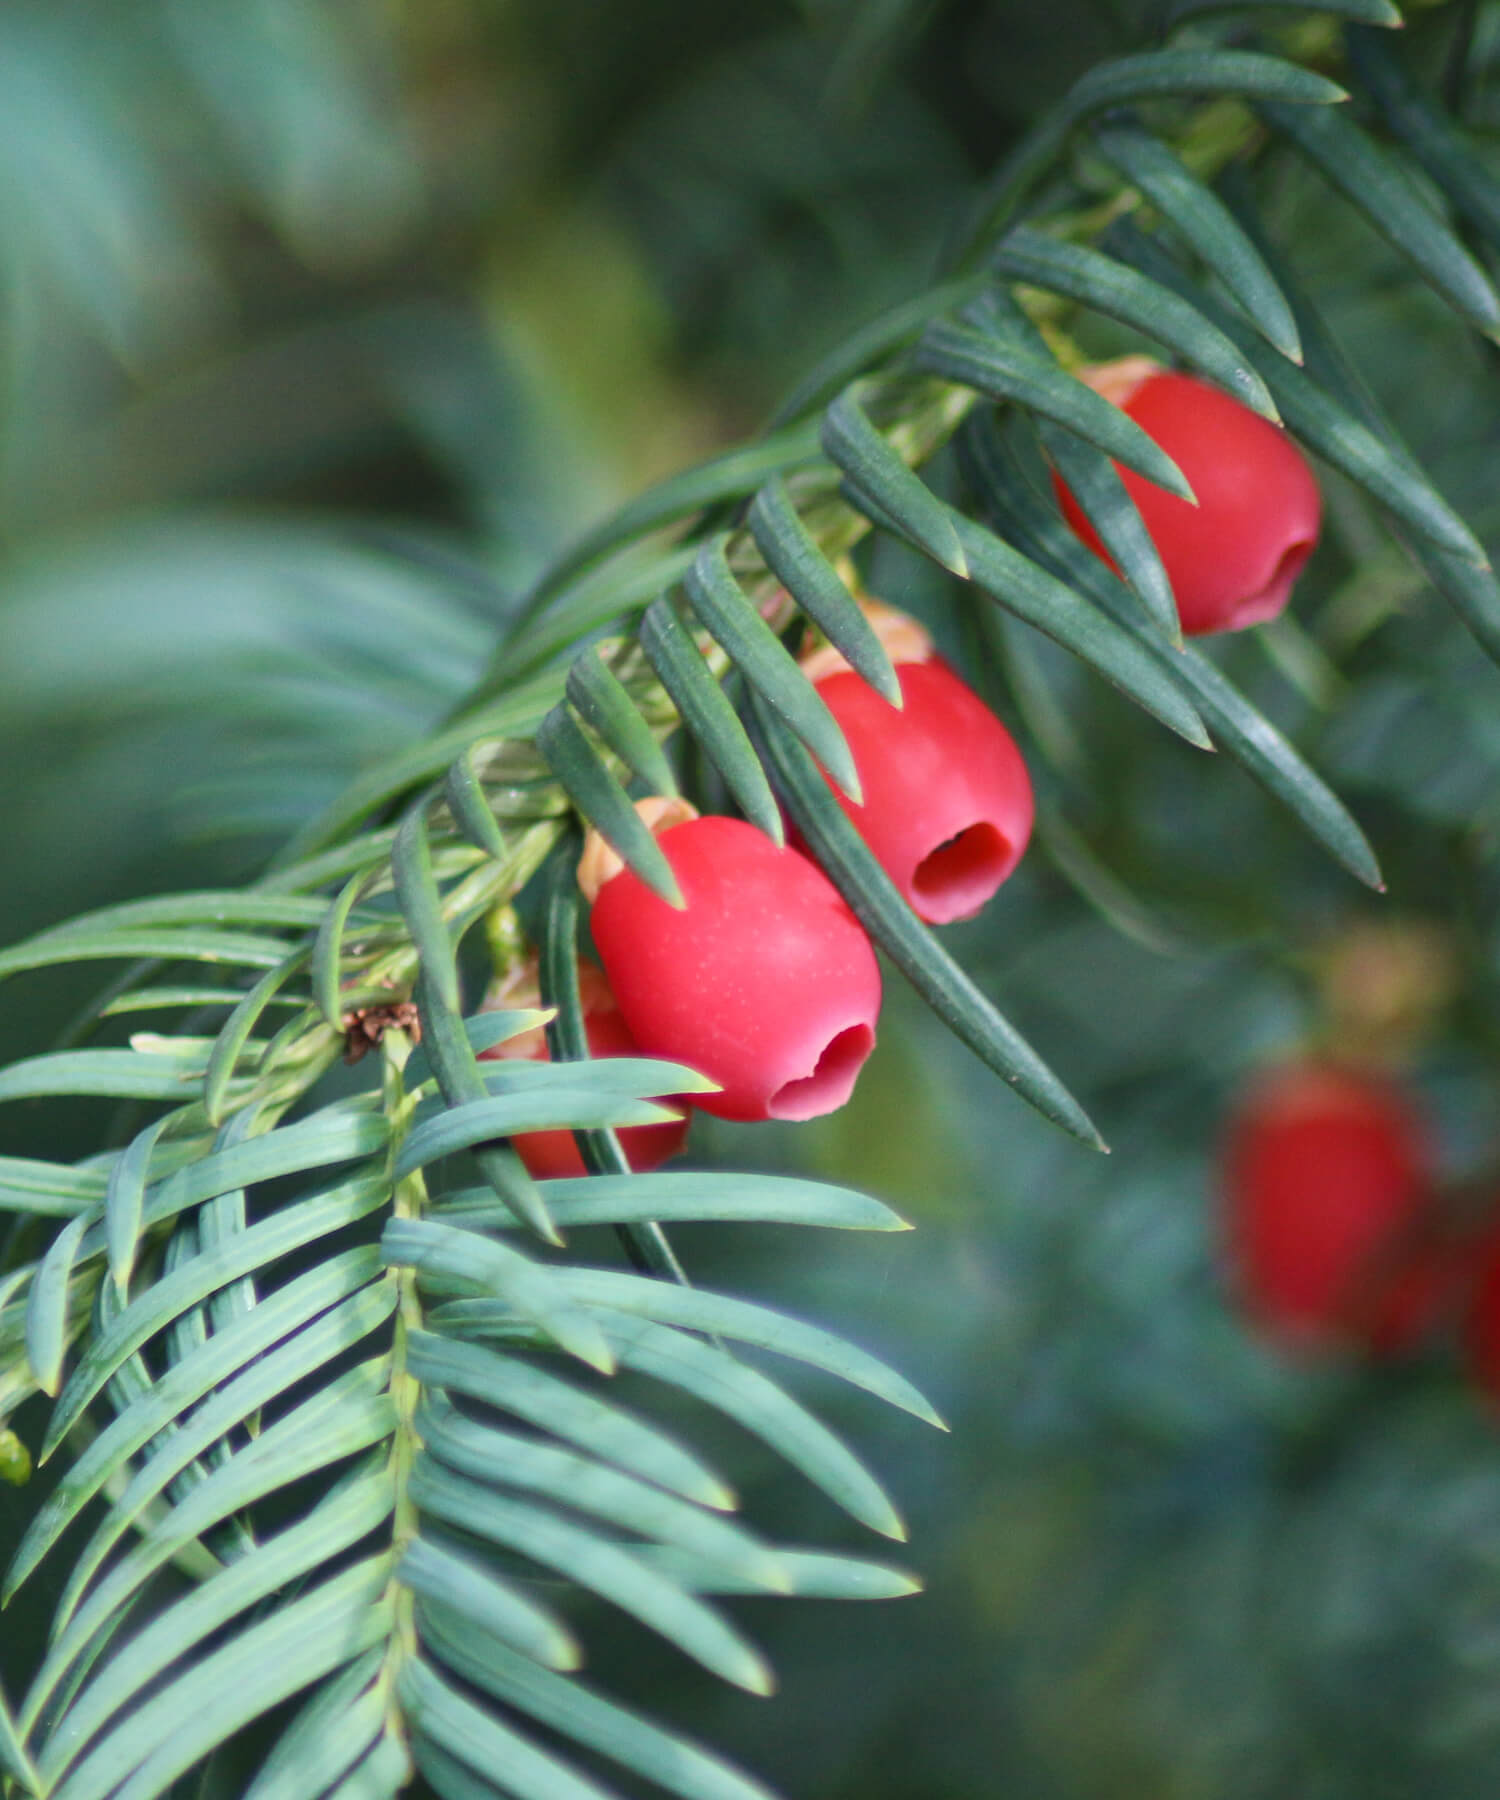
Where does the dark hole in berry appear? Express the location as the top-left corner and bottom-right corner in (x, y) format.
(912, 822), (1011, 923)
(1229, 537), (1317, 630)
(769, 1024), (875, 1120)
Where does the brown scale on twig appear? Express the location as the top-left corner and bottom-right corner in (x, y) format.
(342, 1000), (422, 1065)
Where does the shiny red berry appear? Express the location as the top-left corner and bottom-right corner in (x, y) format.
(1055, 364), (1322, 637)
(801, 605), (1033, 924)
(590, 814), (881, 1123)
(481, 960), (689, 1178)
(1222, 1061), (1440, 1355)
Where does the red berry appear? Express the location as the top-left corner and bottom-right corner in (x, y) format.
(1055, 365), (1322, 637)
(590, 815), (881, 1123)
(808, 656), (1034, 924)
(1222, 1061), (1441, 1355)
(482, 960), (689, 1178)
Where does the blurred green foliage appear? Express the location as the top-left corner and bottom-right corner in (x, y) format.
(5, 1), (1500, 1796)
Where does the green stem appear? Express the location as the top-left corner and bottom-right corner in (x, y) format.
(375, 1028), (427, 1779)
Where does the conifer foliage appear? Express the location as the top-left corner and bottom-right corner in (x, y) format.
(3, 2), (1500, 1797)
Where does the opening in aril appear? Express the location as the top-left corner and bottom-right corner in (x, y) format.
(768, 1024), (876, 1121)
(911, 822), (1012, 923)
(1227, 537), (1316, 631)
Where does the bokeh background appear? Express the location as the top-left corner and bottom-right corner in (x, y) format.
(5, 2), (1500, 1795)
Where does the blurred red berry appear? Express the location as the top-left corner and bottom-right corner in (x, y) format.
(589, 813), (881, 1123)
(1055, 362), (1323, 637)
(1223, 1061), (1443, 1355)
(802, 608), (1033, 924)
(481, 959), (689, 1178)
